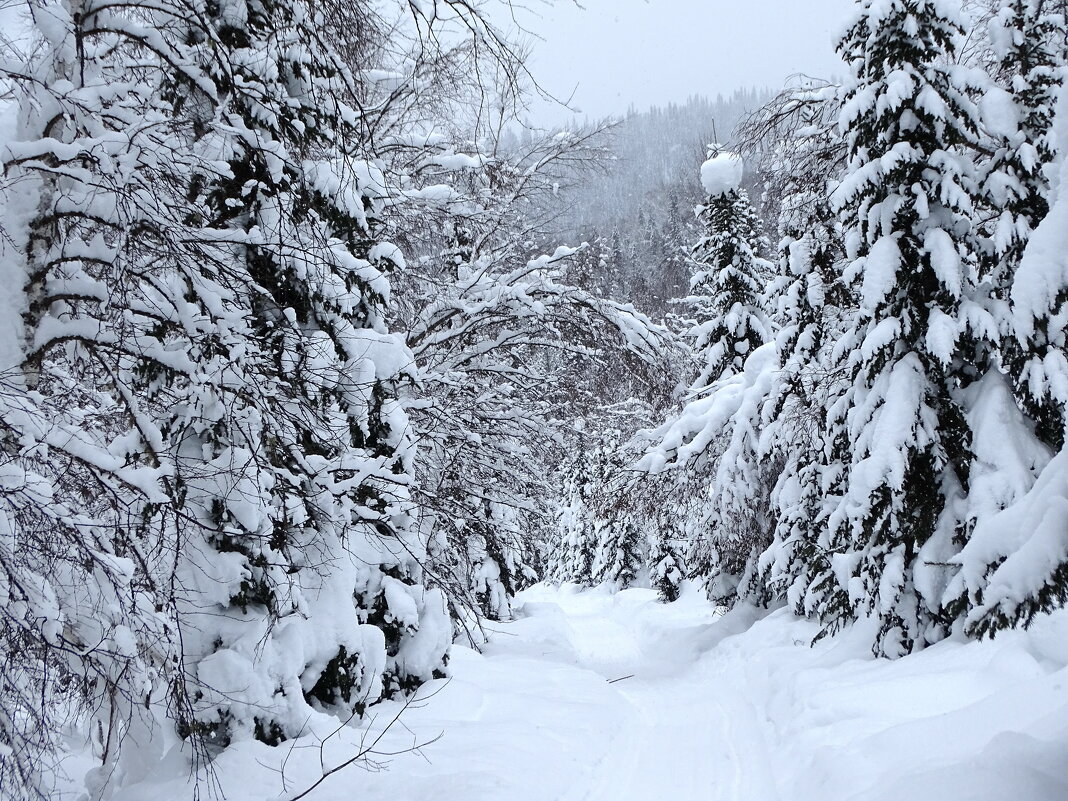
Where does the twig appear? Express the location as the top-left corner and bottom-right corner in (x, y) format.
(278, 682), (450, 801)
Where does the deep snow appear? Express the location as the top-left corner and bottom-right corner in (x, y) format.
(109, 583), (1068, 801)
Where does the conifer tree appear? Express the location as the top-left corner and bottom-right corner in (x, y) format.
(593, 494), (645, 589)
(946, 6), (1068, 635)
(648, 514), (686, 602)
(986, 0), (1067, 450)
(744, 88), (850, 610)
(685, 529), (716, 583)
(982, 0), (1060, 268)
(820, 0), (985, 655)
(555, 445), (599, 585)
(687, 151), (773, 391)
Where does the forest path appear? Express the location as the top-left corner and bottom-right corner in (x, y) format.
(331, 584), (795, 801)
(537, 587), (782, 801)
(168, 584), (1068, 801)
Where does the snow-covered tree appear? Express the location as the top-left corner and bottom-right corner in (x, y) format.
(948, 71), (1068, 637)
(648, 511), (686, 602)
(818, 0), (986, 655)
(555, 443), (601, 586)
(983, 0), (1067, 449)
(1, 0), (208, 790)
(736, 84), (853, 611)
(981, 0), (1060, 270)
(149, 0), (451, 748)
(391, 117), (674, 618)
(592, 464), (646, 589)
(638, 340), (781, 603)
(634, 149), (781, 605)
(686, 150), (774, 391)
(1, 0), (521, 792)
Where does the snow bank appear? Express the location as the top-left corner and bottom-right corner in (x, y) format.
(700, 150), (745, 197)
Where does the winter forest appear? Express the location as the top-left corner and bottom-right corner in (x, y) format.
(2, 0), (1068, 799)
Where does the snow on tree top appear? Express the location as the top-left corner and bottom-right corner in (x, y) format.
(700, 150), (744, 197)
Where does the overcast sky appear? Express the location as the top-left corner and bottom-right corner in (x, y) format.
(504, 0), (858, 122)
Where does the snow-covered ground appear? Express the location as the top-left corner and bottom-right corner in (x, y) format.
(115, 584), (1068, 801)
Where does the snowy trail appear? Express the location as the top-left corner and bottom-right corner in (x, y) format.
(560, 675), (779, 801)
(140, 584), (1068, 801)
(551, 595), (781, 801)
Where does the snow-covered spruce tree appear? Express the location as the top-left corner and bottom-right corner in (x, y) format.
(700, 346), (783, 605)
(981, 0), (1060, 270)
(981, 0), (1066, 450)
(759, 234), (842, 609)
(555, 442), (600, 586)
(738, 85), (853, 611)
(661, 149), (779, 603)
(947, 74), (1068, 637)
(686, 150), (773, 391)
(424, 494), (528, 626)
(592, 508), (644, 589)
(637, 338), (782, 603)
(647, 509), (686, 602)
(819, 0), (986, 655)
(592, 459), (646, 590)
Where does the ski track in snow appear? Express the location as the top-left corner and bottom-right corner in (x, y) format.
(555, 600), (779, 801)
(124, 584), (1068, 801)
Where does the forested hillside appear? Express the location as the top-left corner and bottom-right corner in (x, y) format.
(550, 90), (772, 315)
(1, 1), (1067, 800)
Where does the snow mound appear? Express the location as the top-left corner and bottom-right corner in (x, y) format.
(700, 150), (745, 196)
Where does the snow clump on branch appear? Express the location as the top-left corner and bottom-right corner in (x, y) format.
(700, 150), (745, 197)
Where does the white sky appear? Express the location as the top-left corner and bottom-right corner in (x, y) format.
(503, 0), (858, 122)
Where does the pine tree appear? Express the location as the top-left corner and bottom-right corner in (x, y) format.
(759, 236), (833, 608)
(662, 190), (692, 302)
(470, 501), (522, 622)
(946, 3), (1068, 636)
(702, 345), (782, 605)
(983, 0), (1060, 269)
(820, 0), (985, 655)
(749, 88), (851, 612)
(685, 529), (716, 582)
(687, 151), (773, 391)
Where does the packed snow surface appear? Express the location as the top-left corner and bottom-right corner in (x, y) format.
(116, 584), (1068, 801)
(700, 151), (745, 196)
